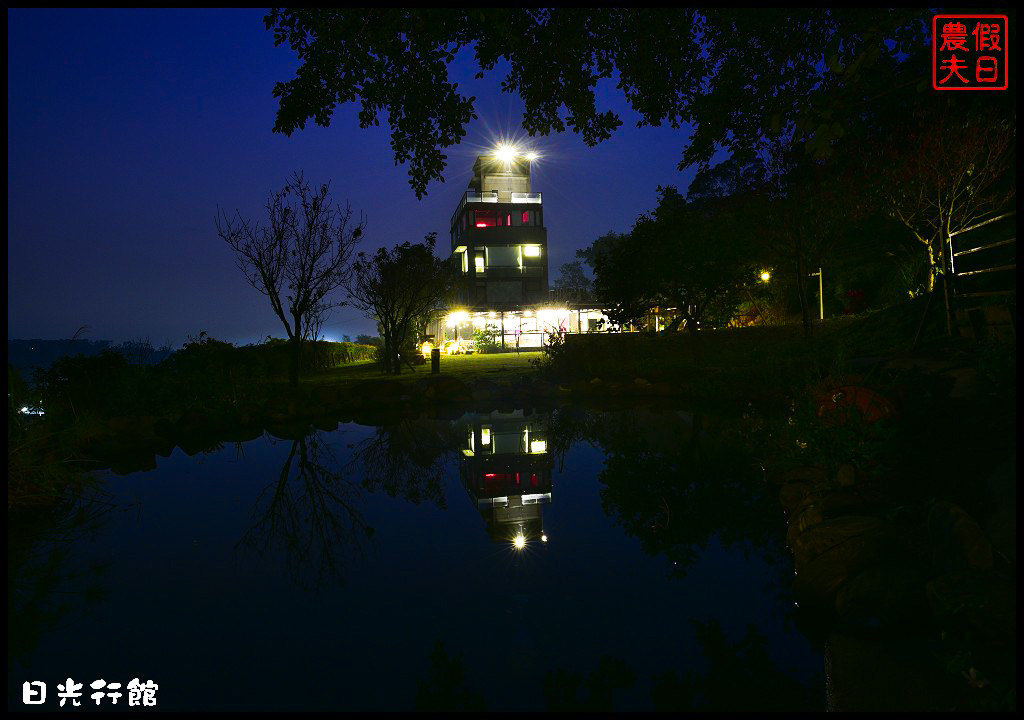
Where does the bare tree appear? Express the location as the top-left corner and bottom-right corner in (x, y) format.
(217, 173), (365, 385)
(882, 109), (1015, 294)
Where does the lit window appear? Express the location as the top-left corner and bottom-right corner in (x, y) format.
(522, 211), (530, 225)
(475, 210), (496, 228)
(506, 214), (511, 226)
(475, 255), (485, 273)
(462, 252), (468, 273)
(523, 245), (541, 258)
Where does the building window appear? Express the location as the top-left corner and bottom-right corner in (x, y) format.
(485, 246), (520, 267)
(475, 254), (485, 273)
(461, 252), (468, 273)
(474, 210), (496, 228)
(522, 245), (541, 258)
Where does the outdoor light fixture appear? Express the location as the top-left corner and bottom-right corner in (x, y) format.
(446, 310), (469, 326)
(494, 145), (518, 164)
(760, 271), (771, 282)
(524, 151), (539, 161)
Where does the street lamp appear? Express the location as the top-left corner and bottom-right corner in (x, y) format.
(808, 267), (824, 320)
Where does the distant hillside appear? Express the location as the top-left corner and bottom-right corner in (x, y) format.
(8, 338), (174, 379)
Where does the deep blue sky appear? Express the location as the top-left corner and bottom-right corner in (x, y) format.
(8, 9), (701, 345)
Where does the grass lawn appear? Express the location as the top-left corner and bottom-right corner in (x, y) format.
(302, 351), (545, 389)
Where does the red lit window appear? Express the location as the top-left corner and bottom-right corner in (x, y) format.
(522, 211), (530, 225)
(475, 210), (496, 228)
(507, 214), (511, 226)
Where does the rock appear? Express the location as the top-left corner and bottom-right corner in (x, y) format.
(779, 482), (812, 515)
(927, 501), (993, 572)
(835, 464), (857, 487)
(825, 632), (947, 711)
(835, 560), (928, 631)
(786, 487), (892, 546)
(416, 375), (469, 402)
(786, 500), (824, 545)
(926, 569), (1016, 646)
(790, 515), (890, 568)
(793, 530), (895, 607)
(771, 465), (827, 487)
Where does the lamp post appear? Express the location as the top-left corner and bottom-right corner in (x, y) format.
(808, 267), (824, 320)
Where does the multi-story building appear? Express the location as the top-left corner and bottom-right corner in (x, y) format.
(430, 148), (610, 351)
(451, 153), (548, 309)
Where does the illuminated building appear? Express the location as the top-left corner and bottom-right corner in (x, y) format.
(432, 146), (613, 350)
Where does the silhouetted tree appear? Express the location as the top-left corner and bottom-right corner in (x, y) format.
(264, 9), (932, 197)
(588, 186), (754, 335)
(217, 173), (364, 385)
(346, 233), (456, 374)
(552, 260), (593, 302)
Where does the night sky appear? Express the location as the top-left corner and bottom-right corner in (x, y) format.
(8, 8), (702, 346)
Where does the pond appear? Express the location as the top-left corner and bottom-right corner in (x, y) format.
(9, 405), (824, 711)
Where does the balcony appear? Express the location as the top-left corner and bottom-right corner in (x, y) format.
(452, 191), (543, 228)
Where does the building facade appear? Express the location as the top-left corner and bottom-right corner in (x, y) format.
(429, 151), (611, 352)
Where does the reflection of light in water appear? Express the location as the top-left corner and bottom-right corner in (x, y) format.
(541, 534), (548, 543)
(513, 534), (526, 550)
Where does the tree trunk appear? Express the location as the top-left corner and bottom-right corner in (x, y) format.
(288, 336), (300, 387)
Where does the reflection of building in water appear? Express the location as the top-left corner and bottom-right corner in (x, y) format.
(459, 409), (553, 547)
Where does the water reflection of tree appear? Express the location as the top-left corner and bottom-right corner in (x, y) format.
(354, 418), (461, 508)
(239, 432), (373, 590)
(240, 421), (458, 590)
(570, 410), (781, 577)
(651, 619), (821, 710)
(8, 493), (117, 668)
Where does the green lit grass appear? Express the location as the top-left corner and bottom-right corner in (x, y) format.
(301, 351), (544, 388)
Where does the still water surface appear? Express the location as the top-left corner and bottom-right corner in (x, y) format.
(9, 406), (824, 710)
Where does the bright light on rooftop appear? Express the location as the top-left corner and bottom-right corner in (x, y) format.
(494, 145), (518, 164)
(524, 151), (539, 161)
